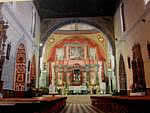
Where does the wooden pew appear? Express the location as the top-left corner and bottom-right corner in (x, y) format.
(0, 96), (67, 113)
(90, 96), (150, 113)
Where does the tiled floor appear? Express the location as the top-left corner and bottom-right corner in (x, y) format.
(60, 104), (104, 113)
(60, 95), (104, 113)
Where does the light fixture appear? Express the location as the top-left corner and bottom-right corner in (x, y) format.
(40, 43), (43, 47)
(49, 38), (55, 43)
(97, 35), (104, 42)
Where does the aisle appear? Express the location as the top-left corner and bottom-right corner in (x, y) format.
(66, 95), (91, 104)
(60, 104), (104, 113)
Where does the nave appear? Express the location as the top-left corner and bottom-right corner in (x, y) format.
(60, 104), (103, 113)
(60, 95), (103, 113)
(0, 0), (150, 113)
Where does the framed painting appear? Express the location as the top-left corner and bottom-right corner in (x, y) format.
(69, 47), (83, 60)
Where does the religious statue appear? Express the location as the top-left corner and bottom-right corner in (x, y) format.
(73, 69), (80, 81)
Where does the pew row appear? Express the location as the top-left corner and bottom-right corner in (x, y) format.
(0, 96), (67, 113)
(90, 96), (150, 113)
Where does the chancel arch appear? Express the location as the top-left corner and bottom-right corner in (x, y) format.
(40, 22), (116, 95)
(40, 19), (115, 57)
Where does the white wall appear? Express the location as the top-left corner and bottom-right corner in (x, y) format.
(114, 0), (150, 91)
(1, 1), (40, 90)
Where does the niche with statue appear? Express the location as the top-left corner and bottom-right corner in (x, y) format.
(130, 44), (146, 96)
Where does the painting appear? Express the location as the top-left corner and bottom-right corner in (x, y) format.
(69, 47), (83, 60)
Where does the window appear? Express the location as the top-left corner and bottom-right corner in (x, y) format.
(6, 43), (11, 60)
(31, 7), (36, 38)
(144, 0), (150, 5)
(9, 1), (16, 10)
(120, 3), (126, 32)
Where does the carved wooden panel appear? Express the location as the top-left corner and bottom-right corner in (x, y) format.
(15, 44), (26, 91)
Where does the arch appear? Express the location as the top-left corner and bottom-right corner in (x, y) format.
(14, 43), (26, 97)
(40, 18), (115, 56)
(119, 54), (127, 95)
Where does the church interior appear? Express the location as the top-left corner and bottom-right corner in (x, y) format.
(0, 0), (150, 113)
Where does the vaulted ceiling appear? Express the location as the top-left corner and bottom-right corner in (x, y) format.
(34, 0), (120, 19)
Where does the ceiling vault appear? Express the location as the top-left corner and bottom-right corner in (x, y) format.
(34, 0), (120, 19)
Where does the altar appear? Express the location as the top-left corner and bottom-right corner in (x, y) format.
(69, 86), (87, 95)
(47, 38), (107, 95)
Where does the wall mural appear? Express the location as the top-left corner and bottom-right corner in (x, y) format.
(15, 43), (26, 92)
